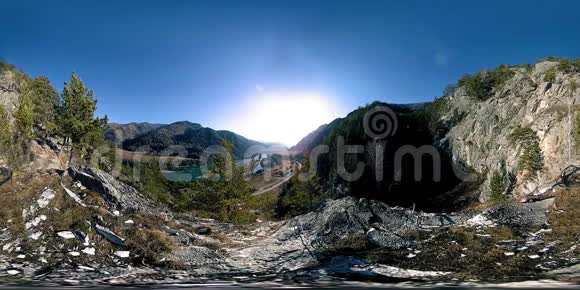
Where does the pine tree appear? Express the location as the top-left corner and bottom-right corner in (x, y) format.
(56, 73), (106, 163)
(21, 76), (59, 135)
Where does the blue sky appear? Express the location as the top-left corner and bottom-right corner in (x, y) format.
(2, 0), (580, 144)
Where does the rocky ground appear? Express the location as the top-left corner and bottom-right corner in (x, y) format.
(0, 166), (578, 287)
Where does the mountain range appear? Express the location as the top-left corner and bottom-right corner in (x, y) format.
(107, 121), (264, 159)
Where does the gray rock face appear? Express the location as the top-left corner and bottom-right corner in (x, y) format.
(442, 62), (580, 201)
(67, 167), (159, 212)
(0, 71), (19, 122)
(486, 198), (554, 227)
(0, 71), (20, 166)
(226, 197), (468, 273)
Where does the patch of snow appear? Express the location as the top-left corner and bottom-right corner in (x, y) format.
(467, 213), (495, 226)
(113, 210), (120, 216)
(6, 270), (20, 275)
(29, 232), (42, 240)
(529, 255), (540, 259)
(25, 215), (47, 230)
(57, 231), (76, 239)
(37, 189), (55, 208)
(368, 264), (450, 278)
(114, 251), (130, 258)
(504, 252), (515, 256)
(124, 219), (134, 224)
(2, 243), (12, 251)
(81, 247), (95, 256)
(68, 251), (80, 257)
(16, 254), (25, 259)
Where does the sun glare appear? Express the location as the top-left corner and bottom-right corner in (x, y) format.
(233, 93), (338, 146)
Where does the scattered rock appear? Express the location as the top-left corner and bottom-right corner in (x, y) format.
(195, 227), (211, 235)
(75, 230), (89, 246)
(6, 269), (20, 275)
(114, 251), (130, 258)
(95, 224), (125, 246)
(29, 232), (42, 240)
(61, 184), (87, 207)
(68, 167), (159, 212)
(81, 248), (95, 256)
(57, 231), (76, 240)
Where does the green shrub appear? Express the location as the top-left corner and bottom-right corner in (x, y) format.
(277, 161), (323, 218)
(458, 73), (492, 100)
(125, 229), (175, 265)
(138, 161), (174, 204)
(0, 106), (10, 149)
(442, 84), (457, 96)
(576, 111), (580, 152)
(570, 80), (578, 94)
(457, 65), (514, 100)
(20, 76), (59, 136)
(537, 56), (562, 63)
(509, 127), (543, 177)
(0, 60), (15, 73)
(544, 68), (557, 83)
(489, 170), (507, 202)
(488, 65), (515, 87)
(557, 58), (580, 74)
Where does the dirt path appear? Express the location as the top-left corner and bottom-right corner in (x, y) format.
(252, 161), (301, 195)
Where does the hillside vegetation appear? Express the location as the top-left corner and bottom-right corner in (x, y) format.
(291, 57), (580, 210)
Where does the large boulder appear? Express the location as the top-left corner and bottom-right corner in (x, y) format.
(67, 167), (159, 212)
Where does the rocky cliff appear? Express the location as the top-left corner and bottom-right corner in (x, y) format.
(442, 61), (579, 201)
(0, 71), (20, 124)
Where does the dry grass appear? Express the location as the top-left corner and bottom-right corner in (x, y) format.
(124, 228), (175, 265)
(366, 226), (539, 281)
(0, 172), (60, 238)
(547, 187), (580, 255)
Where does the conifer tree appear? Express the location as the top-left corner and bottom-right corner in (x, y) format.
(56, 73), (107, 163)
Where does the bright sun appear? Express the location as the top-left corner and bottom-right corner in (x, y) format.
(232, 93), (338, 147)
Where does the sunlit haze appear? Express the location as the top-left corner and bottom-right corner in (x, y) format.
(227, 93), (339, 146)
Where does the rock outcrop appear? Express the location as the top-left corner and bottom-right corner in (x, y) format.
(0, 71), (20, 167)
(227, 197), (467, 273)
(0, 71), (20, 123)
(442, 61), (579, 201)
(67, 167), (160, 212)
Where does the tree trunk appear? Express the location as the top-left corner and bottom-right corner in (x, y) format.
(68, 146), (74, 166)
